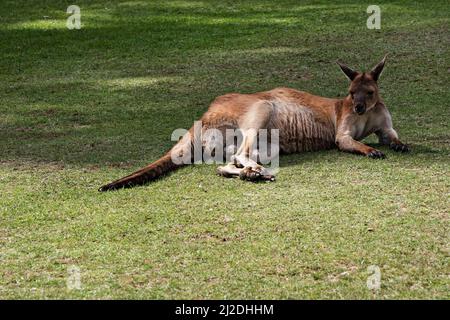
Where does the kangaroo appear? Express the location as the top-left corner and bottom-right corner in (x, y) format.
(99, 56), (409, 192)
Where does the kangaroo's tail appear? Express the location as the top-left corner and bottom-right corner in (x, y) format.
(98, 132), (193, 192)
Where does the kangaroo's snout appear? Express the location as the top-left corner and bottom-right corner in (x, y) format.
(354, 104), (366, 115)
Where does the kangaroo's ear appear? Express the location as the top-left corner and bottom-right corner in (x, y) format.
(336, 61), (358, 81)
(370, 54), (388, 81)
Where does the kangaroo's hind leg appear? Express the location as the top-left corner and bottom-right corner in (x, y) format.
(217, 100), (276, 182)
(232, 141), (276, 181)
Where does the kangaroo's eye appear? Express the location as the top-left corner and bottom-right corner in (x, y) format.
(367, 91), (374, 96)
(350, 91), (355, 98)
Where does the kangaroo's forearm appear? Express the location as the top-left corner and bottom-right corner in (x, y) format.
(376, 128), (409, 152)
(376, 128), (398, 145)
(336, 134), (371, 155)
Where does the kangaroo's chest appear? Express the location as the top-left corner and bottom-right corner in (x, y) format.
(348, 113), (380, 141)
(268, 100), (336, 153)
(352, 119), (371, 140)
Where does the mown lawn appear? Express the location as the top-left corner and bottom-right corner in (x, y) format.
(0, 0), (448, 299)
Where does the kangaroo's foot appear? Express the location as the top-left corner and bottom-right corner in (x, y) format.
(217, 163), (241, 178)
(217, 162), (275, 182)
(231, 154), (275, 181)
(239, 165), (275, 182)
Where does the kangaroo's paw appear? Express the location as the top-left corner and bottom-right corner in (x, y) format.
(390, 142), (410, 153)
(367, 148), (386, 159)
(239, 165), (275, 182)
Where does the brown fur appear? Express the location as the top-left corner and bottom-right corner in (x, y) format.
(99, 56), (408, 191)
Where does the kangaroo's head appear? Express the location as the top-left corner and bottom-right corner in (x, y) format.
(336, 55), (387, 115)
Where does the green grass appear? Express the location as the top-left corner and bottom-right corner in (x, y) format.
(0, 0), (449, 299)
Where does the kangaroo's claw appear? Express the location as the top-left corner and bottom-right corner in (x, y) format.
(367, 149), (386, 159)
(390, 142), (410, 153)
